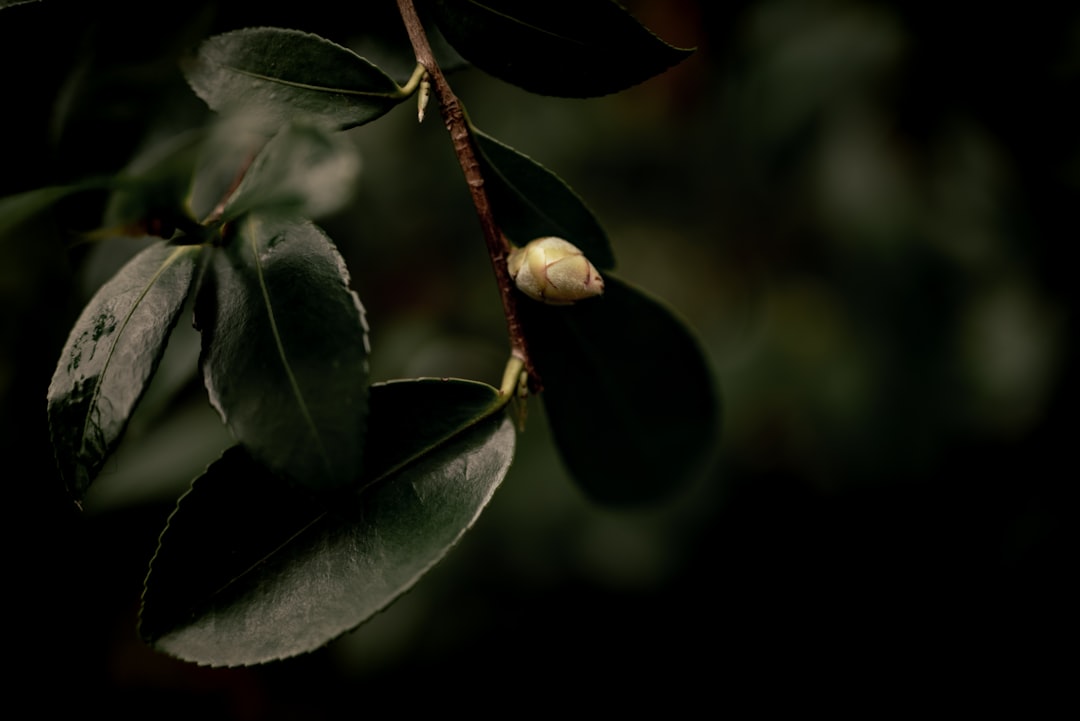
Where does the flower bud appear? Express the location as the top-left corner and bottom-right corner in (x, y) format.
(507, 236), (605, 306)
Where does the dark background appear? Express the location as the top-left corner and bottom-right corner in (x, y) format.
(1, 0), (1072, 713)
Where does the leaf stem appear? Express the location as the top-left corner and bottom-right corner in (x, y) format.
(395, 0), (539, 390)
(397, 62), (428, 97)
(498, 355), (526, 400)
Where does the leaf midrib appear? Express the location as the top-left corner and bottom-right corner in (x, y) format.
(220, 63), (406, 100)
(461, 0), (590, 47)
(193, 386), (508, 612)
(80, 245), (194, 454)
(245, 220), (333, 480)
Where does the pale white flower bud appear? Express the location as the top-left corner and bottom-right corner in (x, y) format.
(507, 236), (605, 306)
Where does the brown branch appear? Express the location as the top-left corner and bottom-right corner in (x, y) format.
(395, 0), (539, 389)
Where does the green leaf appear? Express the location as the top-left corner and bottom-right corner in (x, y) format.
(428, 0), (693, 97)
(139, 379), (514, 667)
(2, 132), (204, 242)
(0, 180), (111, 238)
(472, 127), (615, 270)
(221, 123), (361, 222)
(47, 241), (201, 500)
(521, 275), (719, 506)
(186, 115), (268, 222)
(103, 129), (208, 238)
(184, 27), (410, 131)
(196, 215), (369, 492)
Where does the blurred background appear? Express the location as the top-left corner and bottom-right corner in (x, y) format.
(1, 0), (1073, 713)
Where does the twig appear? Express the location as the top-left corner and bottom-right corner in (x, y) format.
(395, 0), (539, 389)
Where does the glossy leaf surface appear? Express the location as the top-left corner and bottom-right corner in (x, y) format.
(47, 242), (200, 499)
(184, 27), (408, 131)
(521, 276), (719, 505)
(140, 379), (514, 667)
(196, 215), (369, 491)
(473, 128), (615, 270)
(428, 0), (693, 97)
(221, 123), (361, 222)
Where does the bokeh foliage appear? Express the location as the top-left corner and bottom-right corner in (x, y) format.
(1, 0), (1072, 709)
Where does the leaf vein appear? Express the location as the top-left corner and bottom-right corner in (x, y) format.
(462, 0), (589, 47)
(79, 245), (194, 454)
(246, 226), (335, 479)
(220, 64), (406, 100)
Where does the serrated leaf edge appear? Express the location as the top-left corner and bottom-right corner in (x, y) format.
(141, 379), (513, 663)
(194, 27), (412, 101)
(50, 243), (199, 495)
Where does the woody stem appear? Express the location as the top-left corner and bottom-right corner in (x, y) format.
(395, 0), (539, 389)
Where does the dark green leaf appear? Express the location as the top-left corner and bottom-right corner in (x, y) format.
(102, 129), (207, 237)
(184, 27), (409, 131)
(0, 180), (111, 238)
(221, 123), (361, 222)
(521, 275), (719, 505)
(428, 0), (693, 97)
(187, 115), (268, 222)
(140, 379), (514, 667)
(472, 127), (615, 270)
(47, 241), (201, 500)
(2, 133), (203, 242)
(196, 215), (369, 492)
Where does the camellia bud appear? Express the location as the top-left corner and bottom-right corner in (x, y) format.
(506, 236), (605, 306)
